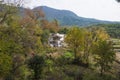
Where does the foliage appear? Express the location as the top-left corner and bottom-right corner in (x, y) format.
(41, 29), (50, 45)
(89, 27), (109, 42)
(45, 59), (54, 72)
(65, 27), (85, 60)
(27, 55), (45, 80)
(0, 53), (12, 77)
(93, 40), (115, 76)
(0, 0), (24, 24)
(40, 19), (59, 33)
(83, 70), (117, 80)
(56, 52), (74, 66)
(58, 27), (69, 34)
(89, 24), (120, 38)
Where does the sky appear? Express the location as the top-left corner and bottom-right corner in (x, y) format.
(24, 0), (120, 21)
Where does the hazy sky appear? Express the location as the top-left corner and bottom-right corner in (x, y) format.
(24, 0), (120, 21)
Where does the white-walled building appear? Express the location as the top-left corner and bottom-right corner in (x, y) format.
(48, 33), (65, 47)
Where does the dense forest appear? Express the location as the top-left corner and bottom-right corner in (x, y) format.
(0, 0), (120, 80)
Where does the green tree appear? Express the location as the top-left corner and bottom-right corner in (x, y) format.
(58, 27), (69, 34)
(0, 15), (42, 79)
(93, 40), (115, 76)
(41, 29), (50, 45)
(65, 27), (84, 61)
(89, 27), (109, 42)
(27, 55), (45, 80)
(82, 29), (93, 64)
(82, 27), (109, 64)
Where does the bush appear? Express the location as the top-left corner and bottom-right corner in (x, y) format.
(27, 55), (45, 80)
(56, 52), (74, 66)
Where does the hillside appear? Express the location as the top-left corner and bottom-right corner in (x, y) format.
(33, 6), (118, 26)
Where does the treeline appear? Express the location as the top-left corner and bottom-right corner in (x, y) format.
(0, 1), (120, 80)
(88, 24), (120, 38)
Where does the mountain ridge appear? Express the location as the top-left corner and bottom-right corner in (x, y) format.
(22, 6), (120, 26)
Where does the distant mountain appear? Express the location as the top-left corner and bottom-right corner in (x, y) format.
(27, 6), (119, 26)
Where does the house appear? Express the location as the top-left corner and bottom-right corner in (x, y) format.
(48, 33), (66, 47)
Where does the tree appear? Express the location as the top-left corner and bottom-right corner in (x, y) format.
(0, 16), (30, 56)
(27, 55), (45, 80)
(89, 27), (109, 42)
(58, 27), (69, 34)
(65, 27), (84, 61)
(20, 9), (44, 54)
(41, 19), (59, 33)
(0, 0), (24, 24)
(0, 14), (43, 79)
(82, 29), (93, 64)
(21, 8), (44, 28)
(41, 29), (50, 45)
(93, 40), (115, 76)
(82, 27), (109, 64)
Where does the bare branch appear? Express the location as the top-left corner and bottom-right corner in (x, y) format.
(0, 0), (25, 24)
